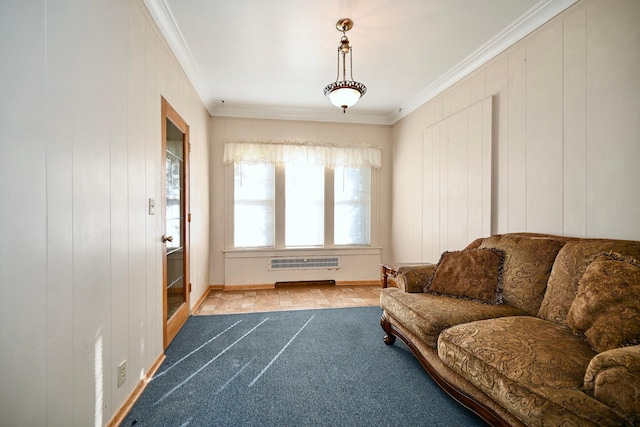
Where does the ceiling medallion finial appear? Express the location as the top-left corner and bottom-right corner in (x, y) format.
(323, 18), (367, 113)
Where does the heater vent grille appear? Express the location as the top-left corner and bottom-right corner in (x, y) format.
(269, 257), (340, 270)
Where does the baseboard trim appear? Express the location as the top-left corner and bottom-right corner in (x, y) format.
(191, 286), (212, 314)
(223, 283), (275, 291)
(207, 281), (379, 291)
(336, 280), (379, 286)
(107, 352), (166, 427)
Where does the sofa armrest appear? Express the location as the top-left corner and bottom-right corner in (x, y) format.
(394, 264), (436, 293)
(584, 344), (640, 424)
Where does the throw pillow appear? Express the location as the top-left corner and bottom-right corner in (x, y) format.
(424, 248), (505, 305)
(566, 253), (640, 352)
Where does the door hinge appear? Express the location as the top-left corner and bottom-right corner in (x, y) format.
(188, 142), (192, 152)
(188, 213), (192, 222)
(188, 283), (192, 293)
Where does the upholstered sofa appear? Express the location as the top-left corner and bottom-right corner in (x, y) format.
(380, 233), (640, 426)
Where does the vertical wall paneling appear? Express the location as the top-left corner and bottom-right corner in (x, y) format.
(145, 21), (160, 370)
(45, 0), (75, 424)
(507, 44), (528, 232)
(154, 22), (169, 357)
(430, 123), (441, 261)
(526, 20), (564, 234)
(470, 72), (487, 105)
(72, 0), (113, 423)
(482, 98), (493, 236)
(585, 0), (640, 238)
(412, 133), (423, 259)
(447, 110), (469, 249)
(391, 121), (422, 262)
(420, 97), (492, 261)
(0, 2), (47, 425)
(563, 4), (587, 236)
(485, 57), (509, 233)
(438, 121), (449, 253)
(451, 80), (471, 114)
(127, 2), (147, 410)
(391, 0), (640, 268)
(467, 102), (484, 239)
(110, 0), (130, 411)
(422, 127), (434, 262)
(1, 1), (211, 424)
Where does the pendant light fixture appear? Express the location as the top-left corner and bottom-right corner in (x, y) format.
(323, 18), (367, 113)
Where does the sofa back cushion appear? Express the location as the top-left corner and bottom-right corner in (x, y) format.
(538, 238), (640, 326)
(565, 253), (640, 352)
(479, 233), (567, 315)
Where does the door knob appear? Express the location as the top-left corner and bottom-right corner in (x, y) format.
(162, 235), (173, 243)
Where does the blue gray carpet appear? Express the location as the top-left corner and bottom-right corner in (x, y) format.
(121, 307), (485, 426)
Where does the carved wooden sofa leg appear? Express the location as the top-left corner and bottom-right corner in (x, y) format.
(380, 313), (396, 345)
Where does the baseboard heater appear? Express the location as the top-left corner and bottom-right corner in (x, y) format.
(269, 256), (340, 270)
(275, 280), (336, 288)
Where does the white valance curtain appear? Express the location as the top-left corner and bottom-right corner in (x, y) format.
(223, 140), (381, 169)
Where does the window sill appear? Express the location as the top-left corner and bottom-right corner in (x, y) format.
(224, 246), (381, 258)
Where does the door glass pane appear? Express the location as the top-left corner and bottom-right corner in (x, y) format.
(334, 166), (371, 245)
(285, 164), (324, 247)
(166, 120), (185, 320)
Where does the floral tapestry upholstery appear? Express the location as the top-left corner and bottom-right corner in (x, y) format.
(566, 253), (640, 352)
(380, 287), (526, 348)
(538, 239), (640, 326)
(424, 248), (505, 304)
(438, 316), (630, 426)
(584, 345), (640, 425)
(479, 234), (567, 315)
(464, 237), (485, 251)
(394, 264), (436, 293)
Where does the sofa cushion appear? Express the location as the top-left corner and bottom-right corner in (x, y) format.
(538, 239), (640, 326)
(479, 234), (566, 315)
(438, 316), (627, 426)
(379, 287), (526, 348)
(394, 264), (437, 293)
(566, 253), (640, 352)
(583, 345), (640, 423)
(424, 248), (504, 304)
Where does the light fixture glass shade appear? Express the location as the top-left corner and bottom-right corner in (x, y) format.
(323, 80), (367, 112)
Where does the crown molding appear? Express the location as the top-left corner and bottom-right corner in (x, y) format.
(211, 104), (393, 126)
(143, 0), (216, 112)
(388, 0), (577, 124)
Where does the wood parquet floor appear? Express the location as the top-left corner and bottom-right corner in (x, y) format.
(194, 284), (382, 316)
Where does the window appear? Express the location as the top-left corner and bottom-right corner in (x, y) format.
(334, 167), (371, 245)
(226, 140), (379, 250)
(285, 164), (324, 247)
(233, 163), (275, 248)
(231, 164), (373, 249)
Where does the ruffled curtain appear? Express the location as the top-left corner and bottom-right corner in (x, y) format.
(223, 140), (381, 169)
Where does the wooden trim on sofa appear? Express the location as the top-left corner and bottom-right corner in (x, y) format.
(380, 313), (511, 427)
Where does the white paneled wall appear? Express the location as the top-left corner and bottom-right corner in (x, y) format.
(422, 97), (493, 263)
(0, 1), (210, 425)
(390, 0), (640, 264)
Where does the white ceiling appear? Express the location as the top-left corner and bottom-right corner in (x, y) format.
(144, 0), (575, 125)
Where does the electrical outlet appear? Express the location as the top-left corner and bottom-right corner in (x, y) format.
(117, 360), (126, 388)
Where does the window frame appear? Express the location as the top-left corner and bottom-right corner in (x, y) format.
(226, 164), (378, 250)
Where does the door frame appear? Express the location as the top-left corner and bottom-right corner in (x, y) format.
(161, 96), (190, 349)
